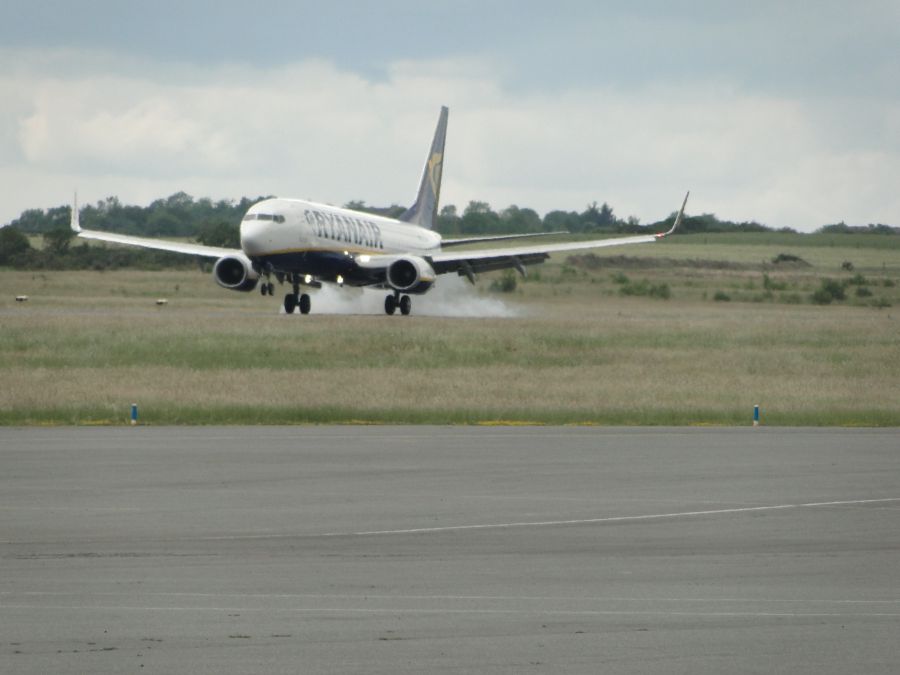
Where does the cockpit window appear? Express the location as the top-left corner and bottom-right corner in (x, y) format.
(242, 213), (284, 222)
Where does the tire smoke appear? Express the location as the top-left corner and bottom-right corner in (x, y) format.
(279, 276), (520, 317)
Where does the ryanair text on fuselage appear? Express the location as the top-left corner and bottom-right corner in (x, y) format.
(305, 209), (384, 250)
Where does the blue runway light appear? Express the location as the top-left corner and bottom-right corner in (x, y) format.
(753, 404), (760, 427)
(131, 403), (138, 426)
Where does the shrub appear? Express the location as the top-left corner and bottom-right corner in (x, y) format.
(649, 283), (671, 300)
(618, 279), (671, 300)
(0, 226), (33, 265)
(763, 273), (787, 291)
(811, 289), (833, 305)
(772, 253), (810, 266)
(489, 270), (518, 293)
(811, 278), (846, 304)
(855, 286), (873, 297)
(713, 291), (731, 302)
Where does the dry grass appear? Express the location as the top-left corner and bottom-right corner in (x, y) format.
(4, 228), (900, 427)
(660, 234), (900, 271)
(2, 262), (898, 425)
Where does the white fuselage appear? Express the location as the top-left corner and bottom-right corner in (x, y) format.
(239, 198), (442, 260)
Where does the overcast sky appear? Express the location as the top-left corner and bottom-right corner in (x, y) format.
(1, 0), (897, 231)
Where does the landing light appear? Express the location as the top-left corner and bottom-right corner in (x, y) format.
(337, 275), (344, 286)
(304, 274), (313, 284)
(358, 255), (371, 263)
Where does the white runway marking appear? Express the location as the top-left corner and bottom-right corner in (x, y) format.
(320, 497), (900, 537)
(13, 497), (890, 545)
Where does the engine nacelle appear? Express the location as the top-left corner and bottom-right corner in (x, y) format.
(213, 255), (259, 292)
(386, 256), (435, 294)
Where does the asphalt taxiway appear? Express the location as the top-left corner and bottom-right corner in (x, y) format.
(1, 426), (899, 674)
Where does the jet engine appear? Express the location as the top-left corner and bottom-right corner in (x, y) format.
(386, 256), (435, 294)
(213, 255), (259, 292)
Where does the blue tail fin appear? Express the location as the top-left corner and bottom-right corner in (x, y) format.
(398, 106), (448, 230)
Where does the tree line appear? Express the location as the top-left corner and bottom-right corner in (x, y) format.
(1, 192), (896, 270)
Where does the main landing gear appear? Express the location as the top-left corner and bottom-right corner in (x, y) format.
(384, 292), (412, 316)
(283, 292), (311, 314)
(283, 275), (311, 314)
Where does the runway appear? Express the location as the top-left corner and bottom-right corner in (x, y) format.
(2, 426), (899, 674)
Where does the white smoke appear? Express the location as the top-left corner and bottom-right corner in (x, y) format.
(279, 275), (521, 318)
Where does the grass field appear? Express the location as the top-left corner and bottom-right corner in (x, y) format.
(2, 233), (899, 426)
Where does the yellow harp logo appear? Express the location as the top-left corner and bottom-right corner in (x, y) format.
(427, 152), (443, 195)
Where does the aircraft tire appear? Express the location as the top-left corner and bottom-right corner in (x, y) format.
(284, 293), (297, 314)
(384, 295), (397, 315)
(399, 295), (412, 315)
(260, 283), (268, 296)
(299, 294), (311, 314)
(267, 282), (275, 295)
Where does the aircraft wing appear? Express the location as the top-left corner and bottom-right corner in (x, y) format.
(70, 198), (239, 259)
(430, 191), (689, 278)
(428, 233), (654, 276)
(74, 228), (239, 258)
(440, 231), (567, 247)
(351, 234), (657, 278)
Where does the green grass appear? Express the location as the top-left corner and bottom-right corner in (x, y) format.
(2, 232), (899, 427)
(667, 231), (900, 250)
(3, 404), (895, 428)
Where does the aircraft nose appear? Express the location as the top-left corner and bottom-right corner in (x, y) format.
(240, 220), (269, 255)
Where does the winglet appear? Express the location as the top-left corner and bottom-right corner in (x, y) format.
(70, 192), (82, 233)
(657, 190), (689, 238)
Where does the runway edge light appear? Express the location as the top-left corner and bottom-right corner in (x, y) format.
(131, 403), (138, 426)
(753, 404), (760, 427)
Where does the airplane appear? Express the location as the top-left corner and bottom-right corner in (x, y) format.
(70, 106), (689, 316)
